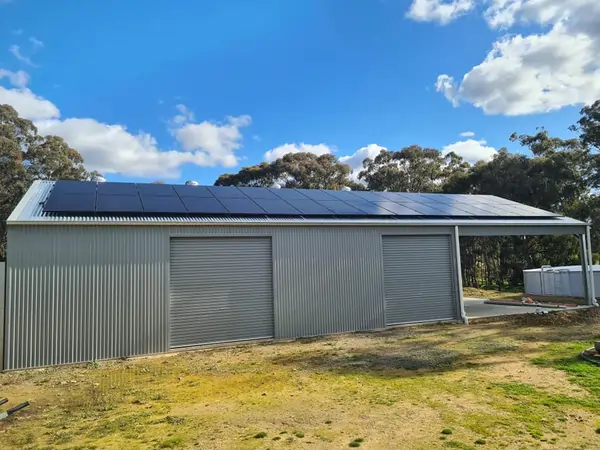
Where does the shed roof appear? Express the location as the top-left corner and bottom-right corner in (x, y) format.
(7, 181), (587, 231)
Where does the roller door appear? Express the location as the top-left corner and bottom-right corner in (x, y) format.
(170, 237), (274, 348)
(382, 235), (457, 325)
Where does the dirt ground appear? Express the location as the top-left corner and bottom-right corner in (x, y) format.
(1, 310), (600, 450)
(463, 287), (586, 305)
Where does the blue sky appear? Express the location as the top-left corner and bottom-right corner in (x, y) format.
(0, 0), (597, 185)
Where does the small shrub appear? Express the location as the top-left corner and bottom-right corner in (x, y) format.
(349, 442), (361, 448)
(475, 439), (486, 445)
(596, 427), (600, 435)
(159, 437), (183, 448)
(273, 436), (281, 441)
(325, 420), (332, 425)
(165, 416), (185, 425)
(442, 428), (453, 435)
(294, 432), (305, 438)
(254, 432), (267, 439)
(353, 438), (364, 443)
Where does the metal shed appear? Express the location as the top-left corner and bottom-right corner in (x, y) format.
(1, 181), (595, 370)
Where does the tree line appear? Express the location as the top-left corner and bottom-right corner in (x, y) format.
(217, 101), (600, 290)
(2, 101), (600, 290)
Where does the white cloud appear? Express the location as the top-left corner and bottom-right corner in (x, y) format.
(1, 86), (252, 178)
(11, 29), (23, 35)
(339, 144), (386, 180)
(0, 86), (59, 120)
(171, 103), (194, 124)
(37, 118), (223, 178)
(460, 131), (475, 137)
(171, 110), (251, 168)
(435, 74), (459, 106)
(442, 139), (497, 163)
(263, 143), (333, 162)
(29, 36), (44, 49)
(0, 68), (29, 88)
(433, 0), (600, 115)
(9, 45), (37, 66)
(406, 0), (475, 25)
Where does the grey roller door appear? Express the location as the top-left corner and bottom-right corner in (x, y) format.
(170, 237), (274, 348)
(382, 235), (456, 325)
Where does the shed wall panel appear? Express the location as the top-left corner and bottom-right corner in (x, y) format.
(273, 227), (386, 338)
(4, 226), (169, 369)
(0, 262), (5, 370)
(5, 224), (453, 369)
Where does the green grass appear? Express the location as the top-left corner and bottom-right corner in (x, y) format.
(444, 441), (476, 450)
(532, 341), (600, 398)
(159, 436), (184, 448)
(3, 318), (600, 449)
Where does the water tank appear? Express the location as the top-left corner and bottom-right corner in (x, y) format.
(92, 176), (106, 183)
(341, 186), (352, 191)
(523, 265), (600, 298)
(185, 180), (199, 186)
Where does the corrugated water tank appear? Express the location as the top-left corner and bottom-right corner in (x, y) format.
(523, 265), (600, 298)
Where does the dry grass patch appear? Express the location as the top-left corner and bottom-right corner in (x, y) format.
(2, 310), (600, 449)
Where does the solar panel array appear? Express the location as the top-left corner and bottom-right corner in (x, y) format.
(42, 180), (559, 219)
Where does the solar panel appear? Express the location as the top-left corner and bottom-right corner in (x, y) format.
(238, 187), (280, 199)
(44, 193), (96, 212)
(501, 203), (557, 217)
(394, 202), (449, 215)
(141, 196), (187, 214)
(345, 201), (397, 215)
(374, 192), (430, 203)
(97, 182), (138, 195)
(180, 197), (228, 214)
(51, 180), (97, 195)
(316, 200), (365, 215)
(271, 189), (310, 200)
(252, 199), (301, 215)
(325, 190), (359, 201)
(285, 199), (335, 215)
(472, 203), (521, 217)
(219, 197), (267, 214)
(371, 202), (423, 216)
(173, 185), (214, 198)
(424, 203), (493, 217)
(208, 186), (248, 199)
(137, 184), (177, 197)
(351, 191), (388, 201)
(96, 194), (143, 213)
(295, 189), (337, 201)
(45, 181), (561, 219)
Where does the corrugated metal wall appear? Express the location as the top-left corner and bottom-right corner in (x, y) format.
(4, 224), (456, 369)
(273, 227), (386, 338)
(170, 237), (274, 347)
(382, 235), (456, 325)
(0, 262), (5, 371)
(5, 226), (169, 369)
